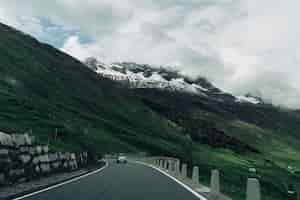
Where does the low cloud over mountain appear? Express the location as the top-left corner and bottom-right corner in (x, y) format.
(1, 0), (300, 108)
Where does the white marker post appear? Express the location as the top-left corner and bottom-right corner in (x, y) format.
(210, 170), (220, 195)
(174, 160), (180, 177)
(192, 166), (200, 187)
(181, 163), (187, 179)
(246, 178), (260, 200)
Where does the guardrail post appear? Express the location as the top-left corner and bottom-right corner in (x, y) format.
(246, 178), (260, 200)
(151, 158), (154, 165)
(164, 160), (168, 170)
(192, 166), (200, 187)
(165, 160), (169, 170)
(211, 169), (220, 195)
(181, 163), (187, 179)
(174, 160), (180, 177)
(172, 160), (176, 171)
(169, 160), (174, 173)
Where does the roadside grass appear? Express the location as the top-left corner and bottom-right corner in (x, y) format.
(192, 144), (298, 200)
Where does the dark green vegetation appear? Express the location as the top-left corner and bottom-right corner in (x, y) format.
(0, 22), (299, 199)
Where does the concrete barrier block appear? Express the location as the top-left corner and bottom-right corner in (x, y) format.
(246, 178), (260, 200)
(181, 163), (187, 178)
(192, 166), (200, 186)
(210, 169), (220, 194)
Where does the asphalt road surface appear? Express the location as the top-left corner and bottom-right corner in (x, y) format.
(18, 161), (200, 200)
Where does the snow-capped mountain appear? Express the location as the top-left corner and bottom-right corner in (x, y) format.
(235, 94), (262, 104)
(85, 57), (262, 105)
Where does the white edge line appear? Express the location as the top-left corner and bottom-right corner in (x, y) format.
(134, 161), (207, 200)
(13, 162), (109, 200)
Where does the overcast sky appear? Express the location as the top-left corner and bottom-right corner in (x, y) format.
(1, 0), (300, 108)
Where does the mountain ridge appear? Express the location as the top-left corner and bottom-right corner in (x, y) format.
(85, 57), (264, 106)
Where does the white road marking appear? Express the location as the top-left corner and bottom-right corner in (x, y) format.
(13, 162), (109, 200)
(134, 161), (208, 200)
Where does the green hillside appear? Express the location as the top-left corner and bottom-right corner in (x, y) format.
(0, 23), (188, 157)
(0, 22), (299, 200)
(135, 89), (300, 200)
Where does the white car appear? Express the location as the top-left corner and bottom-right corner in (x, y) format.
(116, 156), (127, 164)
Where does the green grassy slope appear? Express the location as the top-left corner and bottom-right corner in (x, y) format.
(135, 89), (300, 200)
(0, 23), (188, 157)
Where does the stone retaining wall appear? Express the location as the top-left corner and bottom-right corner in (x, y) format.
(0, 131), (88, 186)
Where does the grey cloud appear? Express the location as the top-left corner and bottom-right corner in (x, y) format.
(230, 71), (300, 108)
(1, 0), (300, 108)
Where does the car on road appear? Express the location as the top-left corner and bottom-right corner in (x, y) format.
(116, 155), (127, 164)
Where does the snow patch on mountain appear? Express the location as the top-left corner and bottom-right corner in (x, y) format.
(236, 95), (261, 104)
(85, 58), (211, 95)
(84, 58), (262, 105)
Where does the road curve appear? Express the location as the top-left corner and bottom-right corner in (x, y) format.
(16, 161), (200, 200)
